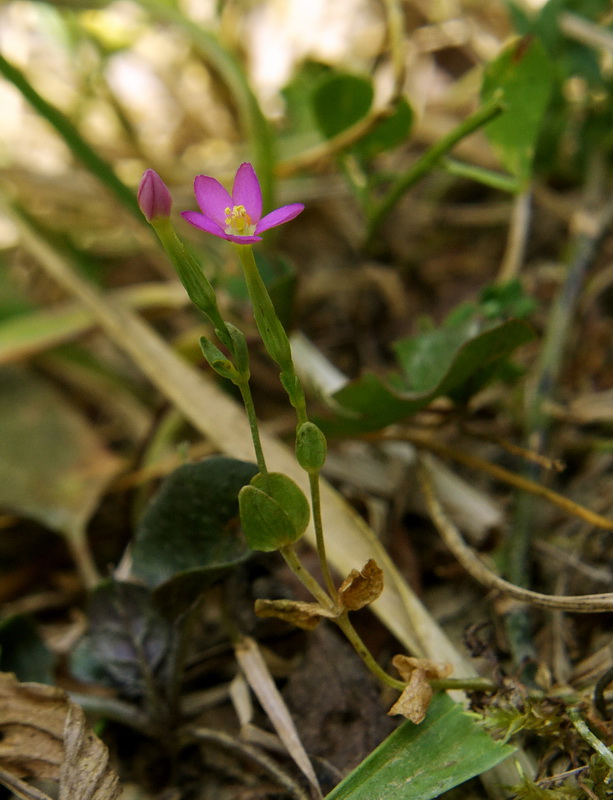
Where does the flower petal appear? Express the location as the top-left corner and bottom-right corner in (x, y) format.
(181, 210), (228, 238)
(232, 162), (262, 222)
(193, 175), (233, 227)
(223, 232), (263, 244)
(255, 203), (304, 233)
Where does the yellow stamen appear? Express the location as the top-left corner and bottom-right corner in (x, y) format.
(224, 204), (254, 235)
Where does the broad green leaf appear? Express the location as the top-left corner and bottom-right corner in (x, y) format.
(325, 693), (514, 800)
(0, 366), (122, 540)
(313, 73), (373, 140)
(70, 581), (173, 697)
(239, 471), (310, 552)
(320, 319), (534, 436)
(0, 615), (55, 684)
(251, 472), (310, 537)
(393, 313), (479, 394)
(131, 457), (258, 611)
(280, 61), (330, 148)
(353, 98), (413, 161)
(482, 36), (552, 184)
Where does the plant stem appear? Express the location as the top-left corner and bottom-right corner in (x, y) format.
(366, 94), (506, 242)
(281, 545), (404, 692)
(335, 611), (405, 691)
(307, 471), (337, 598)
(280, 544), (334, 611)
(568, 706), (613, 775)
(237, 376), (268, 476)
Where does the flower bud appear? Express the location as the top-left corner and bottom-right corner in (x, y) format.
(137, 169), (172, 221)
(295, 422), (327, 472)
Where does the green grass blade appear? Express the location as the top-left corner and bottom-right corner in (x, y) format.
(0, 52), (143, 223)
(325, 693), (514, 800)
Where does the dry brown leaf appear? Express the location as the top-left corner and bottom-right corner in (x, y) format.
(387, 656), (454, 723)
(0, 673), (120, 800)
(391, 655), (453, 682)
(60, 703), (120, 800)
(387, 669), (433, 723)
(0, 674), (65, 779)
(254, 598), (337, 630)
(338, 558), (384, 611)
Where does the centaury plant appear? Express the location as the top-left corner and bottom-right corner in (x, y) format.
(139, 162), (418, 707)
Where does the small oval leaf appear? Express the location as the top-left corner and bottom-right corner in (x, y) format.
(239, 484), (299, 552)
(250, 472), (310, 538)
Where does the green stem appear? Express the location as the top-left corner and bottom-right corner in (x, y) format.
(366, 94), (506, 242)
(335, 611), (405, 691)
(237, 376), (268, 477)
(236, 245), (308, 420)
(153, 218), (233, 350)
(568, 706), (613, 776)
(442, 158), (520, 193)
(236, 245), (294, 373)
(308, 471), (337, 598)
(280, 544), (335, 611)
(281, 545), (404, 692)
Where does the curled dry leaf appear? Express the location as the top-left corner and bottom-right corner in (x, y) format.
(388, 669), (433, 724)
(338, 558), (384, 611)
(387, 656), (454, 724)
(391, 655), (454, 683)
(254, 598), (337, 630)
(0, 673), (120, 800)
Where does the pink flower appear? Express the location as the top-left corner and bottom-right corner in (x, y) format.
(181, 162), (304, 244)
(138, 169), (172, 221)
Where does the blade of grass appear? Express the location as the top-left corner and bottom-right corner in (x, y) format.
(0, 52), (144, 223)
(0, 281), (189, 365)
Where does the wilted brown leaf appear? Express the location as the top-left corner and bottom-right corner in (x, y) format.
(338, 559), (384, 611)
(387, 669), (433, 724)
(254, 598), (337, 630)
(0, 673), (121, 800)
(391, 655), (453, 682)
(387, 656), (454, 723)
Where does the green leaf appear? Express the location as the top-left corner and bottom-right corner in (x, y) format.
(320, 319), (534, 436)
(251, 472), (310, 536)
(313, 72), (373, 139)
(239, 486), (297, 552)
(70, 581), (173, 698)
(393, 312), (479, 394)
(131, 457), (258, 611)
(239, 472), (310, 552)
(482, 36), (553, 184)
(325, 693), (514, 800)
(353, 98), (413, 161)
(0, 615), (55, 684)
